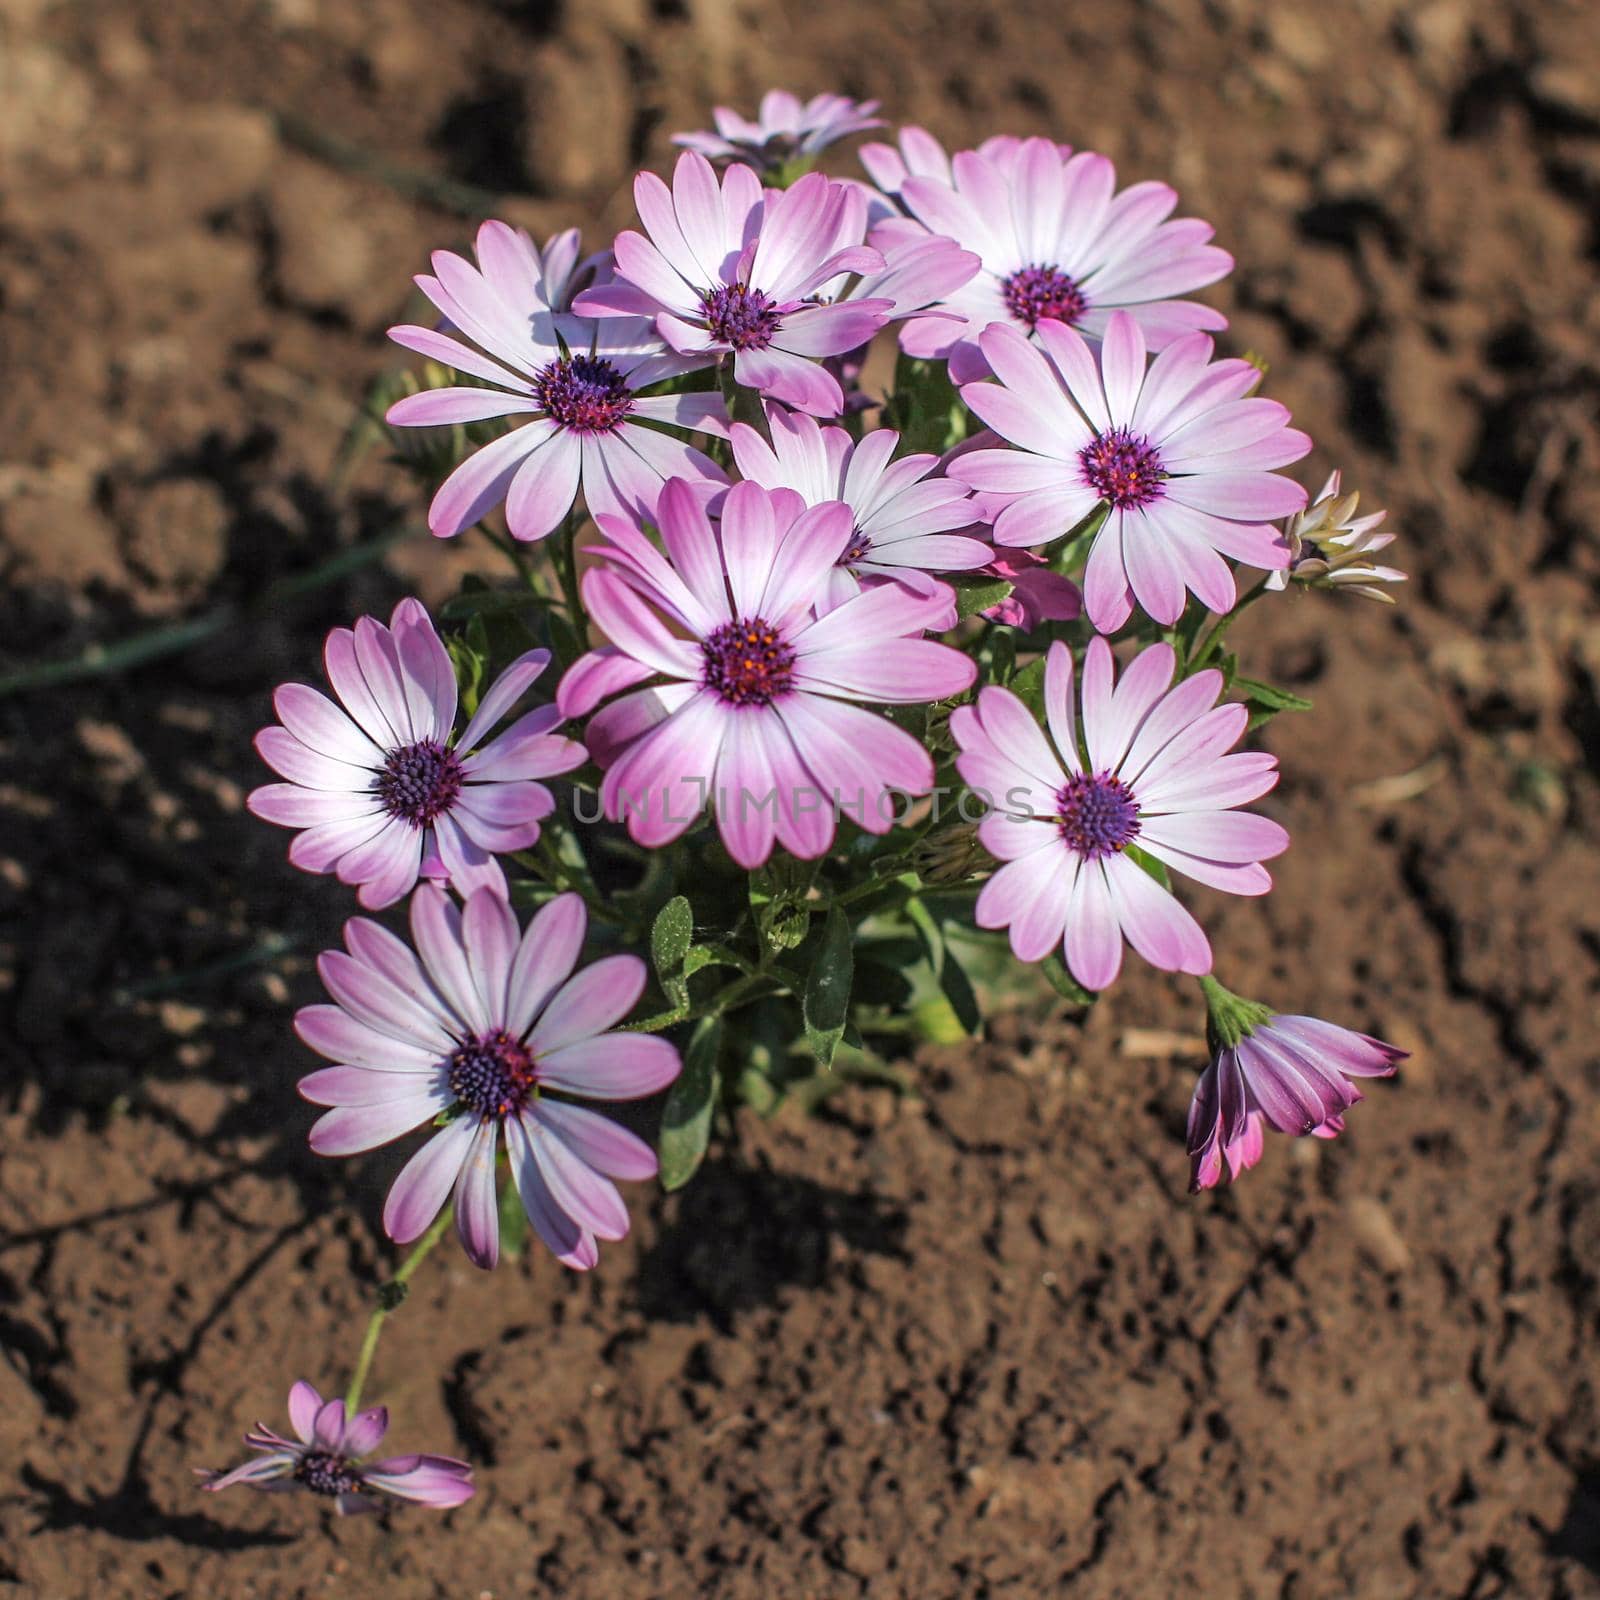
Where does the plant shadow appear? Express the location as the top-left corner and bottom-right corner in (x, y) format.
(631, 1150), (911, 1330)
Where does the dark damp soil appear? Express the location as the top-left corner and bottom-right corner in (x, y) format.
(3, 0), (1600, 1595)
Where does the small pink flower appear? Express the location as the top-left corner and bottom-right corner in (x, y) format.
(200, 1380), (473, 1515)
(249, 601), (586, 910)
(950, 314), (1311, 631)
(673, 90), (883, 170)
(557, 479), (977, 869)
(574, 152), (893, 417)
(1187, 1014), (1405, 1190)
(730, 402), (991, 610)
(951, 636), (1288, 991)
(862, 133), (1232, 379)
(980, 551), (1083, 631)
(299, 887), (679, 1271)
(386, 221), (729, 543)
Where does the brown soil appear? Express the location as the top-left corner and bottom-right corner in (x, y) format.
(3, 0), (1600, 1595)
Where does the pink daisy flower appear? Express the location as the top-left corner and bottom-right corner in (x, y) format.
(200, 1380), (473, 1514)
(673, 90), (883, 170)
(573, 152), (893, 417)
(950, 636), (1289, 992)
(730, 402), (991, 609)
(299, 887), (680, 1271)
(249, 601), (586, 910)
(385, 221), (728, 543)
(556, 479), (977, 868)
(864, 134), (1233, 379)
(1187, 1014), (1404, 1191)
(949, 314), (1312, 632)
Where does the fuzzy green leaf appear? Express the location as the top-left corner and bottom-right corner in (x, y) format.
(803, 905), (854, 1069)
(1040, 955), (1097, 1007)
(952, 575), (1015, 620)
(1232, 675), (1313, 712)
(906, 897), (982, 1036)
(659, 1016), (722, 1191)
(650, 895), (694, 1007)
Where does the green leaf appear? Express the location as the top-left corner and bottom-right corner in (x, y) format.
(683, 945), (727, 981)
(497, 1172), (529, 1259)
(803, 904), (854, 1069)
(1040, 955), (1097, 1007)
(659, 1016), (722, 1191)
(650, 895), (694, 1007)
(911, 995), (969, 1043)
(750, 860), (817, 952)
(1232, 675), (1313, 713)
(886, 353), (969, 456)
(951, 574), (1015, 620)
(905, 897), (981, 1036)
(1007, 655), (1047, 716)
(447, 630), (487, 718)
(936, 941), (982, 1035)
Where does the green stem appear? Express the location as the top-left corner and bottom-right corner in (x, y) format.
(622, 968), (784, 1034)
(1189, 578), (1272, 671)
(479, 524), (540, 590)
(345, 1205), (454, 1414)
(552, 513), (587, 645)
(831, 869), (919, 910)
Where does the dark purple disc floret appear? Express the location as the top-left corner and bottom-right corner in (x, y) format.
(701, 616), (798, 706)
(1055, 771), (1141, 859)
(375, 739), (465, 827)
(700, 283), (784, 351)
(1078, 427), (1166, 510)
(533, 354), (635, 433)
(1002, 263), (1089, 330)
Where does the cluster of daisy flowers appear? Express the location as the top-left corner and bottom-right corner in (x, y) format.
(211, 91), (1409, 1520)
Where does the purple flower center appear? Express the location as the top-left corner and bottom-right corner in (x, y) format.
(533, 355), (634, 433)
(840, 532), (871, 567)
(1002, 264), (1089, 330)
(448, 1029), (538, 1120)
(1078, 427), (1166, 510)
(1055, 772), (1141, 859)
(701, 616), (797, 706)
(295, 1450), (365, 1498)
(700, 283), (782, 351)
(375, 739), (464, 827)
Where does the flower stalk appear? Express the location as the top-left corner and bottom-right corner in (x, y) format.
(345, 1204), (455, 1415)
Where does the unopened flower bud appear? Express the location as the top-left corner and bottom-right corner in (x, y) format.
(1268, 471), (1406, 602)
(914, 820), (986, 885)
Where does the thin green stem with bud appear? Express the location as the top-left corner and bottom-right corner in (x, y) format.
(344, 1205), (455, 1415)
